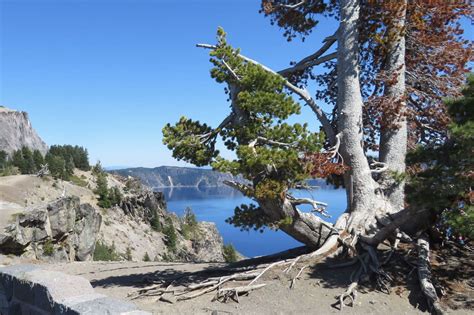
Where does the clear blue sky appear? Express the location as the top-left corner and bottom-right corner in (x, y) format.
(1, 1), (471, 167)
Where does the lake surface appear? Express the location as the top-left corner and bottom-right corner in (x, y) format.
(157, 185), (347, 258)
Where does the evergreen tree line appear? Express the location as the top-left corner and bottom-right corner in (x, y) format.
(0, 145), (90, 179)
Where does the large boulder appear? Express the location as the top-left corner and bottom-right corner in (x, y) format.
(72, 204), (102, 261)
(47, 197), (77, 239)
(0, 197), (102, 262)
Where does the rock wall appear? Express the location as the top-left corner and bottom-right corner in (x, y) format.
(0, 107), (48, 155)
(0, 197), (101, 262)
(0, 264), (150, 315)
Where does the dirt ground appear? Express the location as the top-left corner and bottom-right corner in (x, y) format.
(40, 245), (472, 315)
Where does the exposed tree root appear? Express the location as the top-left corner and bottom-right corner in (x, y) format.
(418, 234), (445, 315)
(129, 223), (449, 314)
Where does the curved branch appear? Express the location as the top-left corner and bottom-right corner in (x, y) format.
(196, 43), (337, 145)
(370, 161), (389, 174)
(287, 196), (330, 218)
(273, 0), (306, 10)
(278, 30), (338, 76)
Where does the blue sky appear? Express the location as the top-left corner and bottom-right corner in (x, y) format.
(0, 1), (472, 167)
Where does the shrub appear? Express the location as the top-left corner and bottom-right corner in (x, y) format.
(43, 239), (54, 256)
(143, 252), (151, 262)
(70, 175), (88, 187)
(181, 207), (198, 240)
(93, 241), (120, 261)
(223, 244), (238, 263)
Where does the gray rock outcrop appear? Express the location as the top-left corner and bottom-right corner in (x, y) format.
(0, 197), (101, 262)
(119, 191), (166, 221)
(0, 106), (48, 155)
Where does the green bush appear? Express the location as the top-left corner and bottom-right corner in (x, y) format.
(181, 207), (199, 240)
(70, 175), (88, 187)
(93, 241), (120, 261)
(143, 252), (151, 262)
(223, 244), (238, 263)
(43, 239), (54, 256)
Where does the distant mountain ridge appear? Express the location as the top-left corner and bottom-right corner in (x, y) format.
(0, 106), (48, 155)
(111, 166), (240, 188)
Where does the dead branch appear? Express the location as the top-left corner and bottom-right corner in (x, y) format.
(288, 196), (330, 218)
(222, 60), (241, 81)
(215, 284), (267, 303)
(36, 164), (50, 177)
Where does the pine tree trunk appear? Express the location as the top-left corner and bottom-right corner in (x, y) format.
(258, 198), (336, 248)
(336, 0), (386, 233)
(379, 2), (407, 214)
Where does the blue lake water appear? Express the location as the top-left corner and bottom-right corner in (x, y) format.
(157, 185), (347, 258)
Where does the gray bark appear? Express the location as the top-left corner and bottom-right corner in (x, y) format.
(379, 2), (408, 214)
(336, 0), (386, 233)
(258, 197), (335, 249)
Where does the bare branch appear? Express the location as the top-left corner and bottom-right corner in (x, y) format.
(276, 0), (306, 10)
(324, 133), (341, 159)
(223, 180), (253, 196)
(278, 30), (338, 76)
(288, 195), (330, 218)
(196, 43), (337, 145)
(250, 136), (299, 149)
(370, 161), (389, 174)
(222, 60), (241, 81)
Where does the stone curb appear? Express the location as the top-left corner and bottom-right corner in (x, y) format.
(0, 264), (151, 315)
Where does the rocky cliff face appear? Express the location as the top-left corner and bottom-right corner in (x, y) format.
(104, 191), (225, 263)
(0, 197), (101, 262)
(112, 166), (240, 188)
(0, 106), (48, 155)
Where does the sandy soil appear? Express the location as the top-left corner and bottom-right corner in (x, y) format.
(0, 201), (23, 229)
(39, 257), (471, 315)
